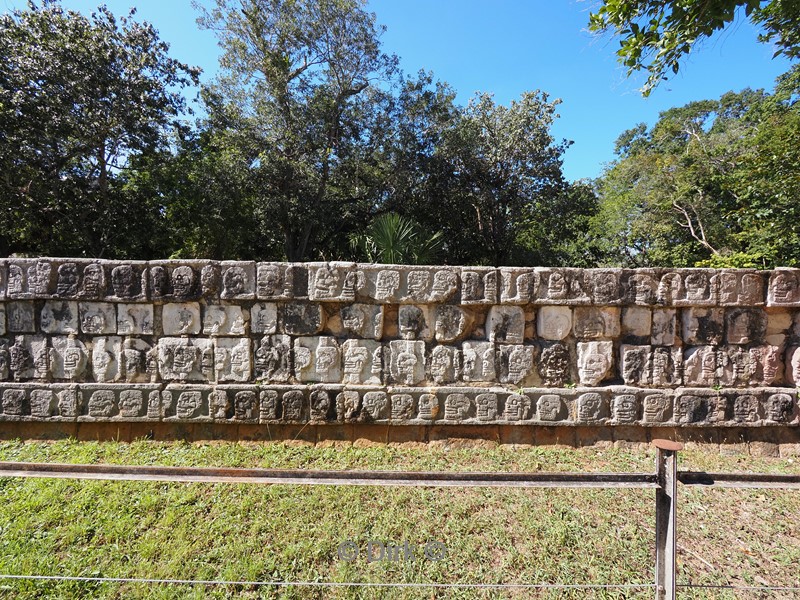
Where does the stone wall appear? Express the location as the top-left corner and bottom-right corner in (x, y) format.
(1, 258), (799, 438)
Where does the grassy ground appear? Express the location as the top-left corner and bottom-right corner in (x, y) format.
(0, 440), (797, 599)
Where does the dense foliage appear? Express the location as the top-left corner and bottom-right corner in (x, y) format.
(1, 1), (798, 268)
(592, 65), (800, 268)
(590, 0), (800, 95)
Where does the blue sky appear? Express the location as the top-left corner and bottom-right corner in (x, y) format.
(3, 0), (795, 181)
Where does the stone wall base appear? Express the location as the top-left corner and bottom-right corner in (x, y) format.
(3, 422), (799, 456)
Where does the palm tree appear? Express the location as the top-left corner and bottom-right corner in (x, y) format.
(350, 213), (444, 264)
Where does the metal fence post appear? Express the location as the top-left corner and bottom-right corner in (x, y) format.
(653, 439), (682, 600)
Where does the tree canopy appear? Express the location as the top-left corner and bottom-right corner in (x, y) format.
(0, 0), (199, 257)
(592, 65), (800, 268)
(589, 0), (800, 95)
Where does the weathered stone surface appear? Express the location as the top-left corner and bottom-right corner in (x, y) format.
(78, 303), (116, 335)
(3, 258), (800, 436)
(41, 301), (79, 334)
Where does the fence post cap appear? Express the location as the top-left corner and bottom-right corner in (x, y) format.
(652, 439), (684, 451)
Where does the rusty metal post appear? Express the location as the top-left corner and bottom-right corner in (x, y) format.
(653, 440), (682, 600)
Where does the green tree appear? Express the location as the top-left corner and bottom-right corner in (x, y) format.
(349, 212), (444, 264)
(440, 91), (571, 266)
(0, 1), (199, 257)
(594, 68), (800, 267)
(589, 0), (800, 95)
(196, 0), (398, 261)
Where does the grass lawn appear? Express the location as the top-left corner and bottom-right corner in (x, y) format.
(0, 439), (797, 599)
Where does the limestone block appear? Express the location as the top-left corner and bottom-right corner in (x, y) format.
(611, 393), (640, 423)
(649, 347), (682, 386)
(682, 308), (723, 345)
(280, 303), (324, 335)
(423, 268), (459, 303)
(199, 263), (221, 298)
(673, 389), (726, 425)
(339, 304), (383, 339)
(214, 338), (252, 382)
(577, 341), (613, 386)
(427, 345), (460, 384)
(50, 336), (88, 380)
(120, 338), (152, 383)
(7, 259), (53, 299)
(203, 305), (247, 336)
(253, 335), (292, 382)
(0, 340), (8, 381)
(622, 270), (659, 305)
(259, 389), (279, 421)
(537, 342), (572, 386)
(220, 261), (255, 300)
(56, 386), (81, 419)
(341, 340), (382, 385)
(486, 305), (525, 344)
(497, 344), (536, 385)
(7, 302), (35, 333)
(717, 270), (765, 306)
(443, 391), (474, 421)
(461, 341), (496, 383)
(1, 387), (26, 416)
(642, 392), (673, 424)
(573, 307), (620, 340)
(116, 304), (154, 335)
(294, 336), (341, 383)
(621, 307), (651, 339)
(502, 393), (532, 421)
(473, 392), (499, 421)
(361, 390), (390, 422)
(5, 336), (40, 380)
(576, 392), (610, 423)
(620, 345), (649, 386)
(250, 303), (278, 335)
(587, 269), (623, 304)
(537, 306), (572, 341)
(388, 340), (425, 385)
(460, 268), (497, 304)
(257, 263), (306, 300)
(389, 392), (415, 421)
(78, 302), (116, 335)
(161, 384), (211, 421)
(651, 309), (676, 346)
(398, 305), (433, 340)
(725, 308), (766, 345)
(786, 346), (800, 386)
(53, 260), (84, 298)
(157, 338), (213, 382)
(360, 266), (402, 303)
(91, 337), (123, 383)
(747, 345), (783, 385)
(307, 262), (362, 302)
(309, 388), (335, 421)
(41, 301), (79, 334)
(148, 262), (201, 301)
(108, 263), (148, 301)
(533, 392), (569, 422)
(0, 260), (5, 300)
(765, 390), (797, 424)
(434, 305), (471, 343)
(279, 388), (308, 422)
(767, 269), (800, 307)
(534, 268), (589, 305)
(766, 310), (791, 347)
(499, 268), (538, 304)
(655, 272), (683, 305)
(162, 303), (201, 336)
(78, 263), (106, 299)
(676, 270), (718, 306)
(0, 305), (5, 336)
(683, 346), (718, 387)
